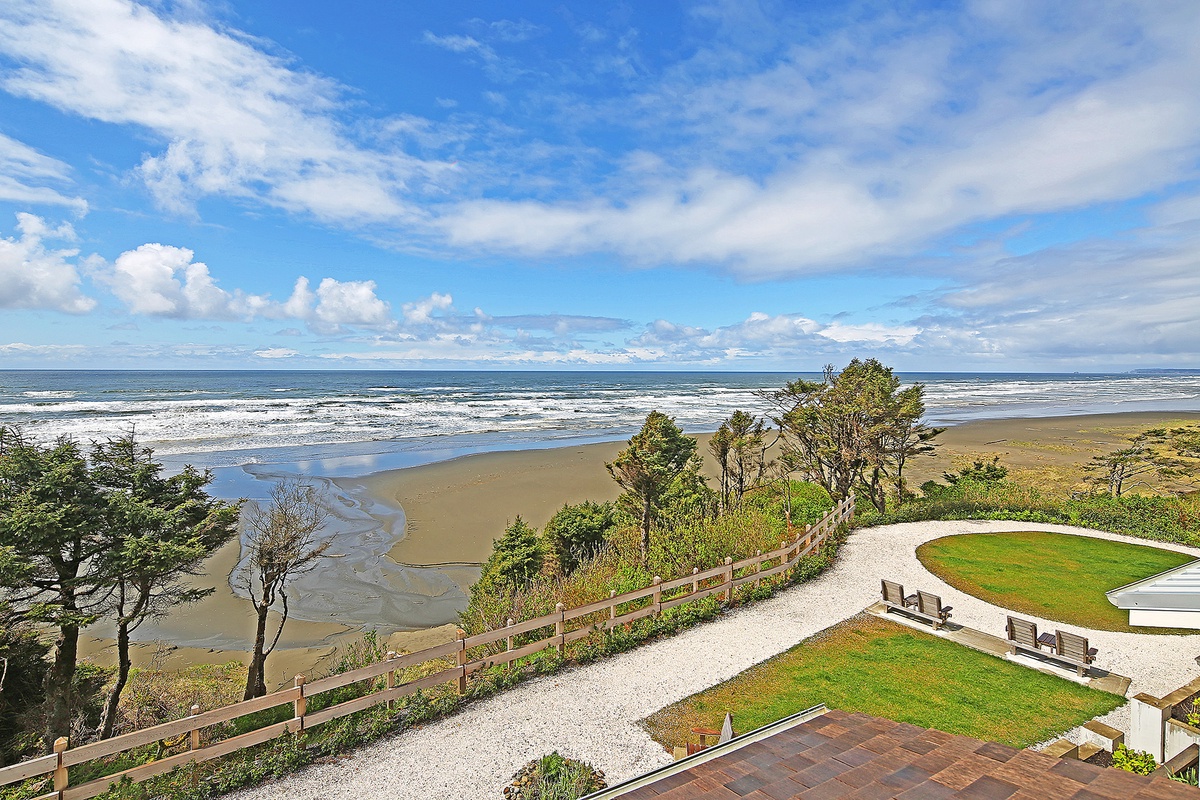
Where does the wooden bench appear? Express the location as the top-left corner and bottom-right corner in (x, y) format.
(1006, 616), (1042, 659)
(880, 581), (952, 630)
(1055, 630), (1099, 677)
(1005, 616), (1098, 676)
(915, 591), (953, 630)
(881, 579), (916, 612)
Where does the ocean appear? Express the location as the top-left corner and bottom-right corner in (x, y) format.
(3, 369), (1199, 634)
(4, 370), (1200, 471)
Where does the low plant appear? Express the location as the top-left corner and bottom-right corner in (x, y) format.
(1186, 700), (1200, 728)
(1112, 744), (1157, 775)
(502, 751), (606, 800)
(1169, 767), (1199, 786)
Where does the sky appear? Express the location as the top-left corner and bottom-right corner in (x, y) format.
(0, 0), (1198, 372)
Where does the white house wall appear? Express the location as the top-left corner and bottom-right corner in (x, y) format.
(1129, 609), (1200, 629)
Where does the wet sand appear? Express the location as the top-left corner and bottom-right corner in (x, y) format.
(373, 411), (1200, 568)
(91, 410), (1198, 682)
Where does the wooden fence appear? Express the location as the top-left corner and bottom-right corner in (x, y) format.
(0, 495), (855, 800)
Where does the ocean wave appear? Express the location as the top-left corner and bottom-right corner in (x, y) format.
(2, 371), (1197, 461)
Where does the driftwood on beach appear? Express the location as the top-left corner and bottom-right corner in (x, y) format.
(0, 497), (855, 800)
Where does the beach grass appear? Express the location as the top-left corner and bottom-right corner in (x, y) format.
(642, 614), (1124, 750)
(917, 531), (1195, 633)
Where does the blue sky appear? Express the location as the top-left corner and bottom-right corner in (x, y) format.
(0, 0), (1198, 371)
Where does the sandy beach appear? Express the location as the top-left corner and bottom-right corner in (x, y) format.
(94, 410), (1199, 685)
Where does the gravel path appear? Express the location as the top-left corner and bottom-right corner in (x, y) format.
(231, 521), (1200, 800)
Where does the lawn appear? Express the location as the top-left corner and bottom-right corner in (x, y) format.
(643, 614), (1124, 750)
(917, 531), (1195, 633)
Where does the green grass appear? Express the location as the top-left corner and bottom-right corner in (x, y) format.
(643, 614), (1124, 749)
(917, 531), (1195, 634)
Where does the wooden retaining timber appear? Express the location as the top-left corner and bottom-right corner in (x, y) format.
(1, 494), (854, 800)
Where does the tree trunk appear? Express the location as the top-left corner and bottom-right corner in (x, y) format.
(98, 620), (132, 739)
(45, 620), (79, 746)
(243, 604), (271, 700)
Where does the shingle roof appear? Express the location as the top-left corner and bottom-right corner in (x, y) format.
(603, 709), (1194, 799)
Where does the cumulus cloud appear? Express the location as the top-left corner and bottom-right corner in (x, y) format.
(106, 243), (268, 319)
(0, 212), (95, 312)
(309, 277), (392, 331)
(99, 242), (393, 332)
(402, 291), (453, 324)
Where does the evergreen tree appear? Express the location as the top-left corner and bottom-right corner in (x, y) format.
(482, 516), (543, 588)
(0, 427), (107, 746)
(543, 502), (615, 574)
(90, 433), (238, 738)
(606, 412), (700, 563)
(709, 411), (769, 510)
(765, 359), (941, 512)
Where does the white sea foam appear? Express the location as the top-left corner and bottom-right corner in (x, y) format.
(2, 372), (1197, 462)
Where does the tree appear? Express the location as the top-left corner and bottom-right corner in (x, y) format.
(1085, 426), (1200, 497)
(606, 412), (700, 563)
(90, 433), (238, 739)
(764, 360), (941, 512)
(237, 479), (331, 700)
(944, 456), (1009, 487)
(709, 411), (770, 510)
(543, 502), (615, 574)
(482, 516), (543, 588)
(0, 603), (51, 765)
(0, 427), (107, 745)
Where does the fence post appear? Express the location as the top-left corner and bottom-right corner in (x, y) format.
(754, 551), (763, 585)
(293, 675), (307, 726)
(188, 704), (201, 751)
(652, 576), (662, 612)
(691, 567), (699, 595)
(385, 651), (398, 709)
(609, 589), (617, 621)
(456, 628), (467, 694)
(555, 603), (565, 656)
(804, 523), (812, 551)
(724, 556), (734, 603)
(506, 618), (515, 652)
(53, 736), (68, 796)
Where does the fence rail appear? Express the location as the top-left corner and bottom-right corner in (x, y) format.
(1, 494), (855, 800)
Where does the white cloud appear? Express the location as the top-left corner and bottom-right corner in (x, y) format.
(0, 341), (89, 358)
(312, 278), (392, 330)
(102, 243), (393, 331)
(0, 212), (95, 312)
(436, 4), (1200, 275)
(0, 0), (437, 222)
(402, 292), (453, 324)
(0, 133), (87, 211)
(421, 32), (493, 59)
(106, 243), (266, 319)
(254, 347), (298, 359)
(917, 219), (1200, 363)
(819, 322), (919, 346)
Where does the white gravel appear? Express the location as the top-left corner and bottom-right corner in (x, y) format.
(230, 521), (1200, 800)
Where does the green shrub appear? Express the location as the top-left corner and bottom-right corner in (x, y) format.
(503, 751), (606, 800)
(1112, 744), (1157, 775)
(543, 502), (617, 574)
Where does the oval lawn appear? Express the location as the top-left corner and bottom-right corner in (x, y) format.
(916, 530), (1196, 634)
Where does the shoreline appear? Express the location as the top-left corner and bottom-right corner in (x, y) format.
(87, 409), (1200, 684)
